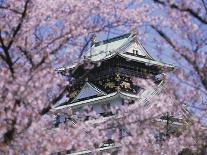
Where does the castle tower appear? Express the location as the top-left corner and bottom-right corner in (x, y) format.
(51, 33), (187, 154)
(55, 32), (174, 108)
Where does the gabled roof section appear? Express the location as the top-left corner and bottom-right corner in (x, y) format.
(72, 82), (106, 103)
(53, 92), (139, 110)
(82, 33), (153, 61)
(124, 41), (154, 59)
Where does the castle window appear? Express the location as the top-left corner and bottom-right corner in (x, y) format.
(59, 115), (66, 123)
(133, 49), (139, 55)
(53, 114), (66, 127)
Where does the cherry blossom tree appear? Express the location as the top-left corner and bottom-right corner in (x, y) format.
(0, 0), (207, 154)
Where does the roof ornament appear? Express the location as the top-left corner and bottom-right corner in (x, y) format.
(89, 33), (96, 57)
(131, 27), (138, 36)
(91, 34), (96, 46)
(131, 27), (139, 41)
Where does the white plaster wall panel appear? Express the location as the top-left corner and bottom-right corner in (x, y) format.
(105, 129), (113, 139)
(110, 98), (123, 108)
(93, 104), (105, 114)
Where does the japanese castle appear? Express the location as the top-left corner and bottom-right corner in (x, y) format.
(51, 32), (189, 154)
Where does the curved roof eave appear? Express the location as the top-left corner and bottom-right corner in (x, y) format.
(56, 52), (118, 73)
(52, 91), (143, 111)
(56, 50), (174, 74)
(119, 53), (175, 70)
(53, 92), (118, 110)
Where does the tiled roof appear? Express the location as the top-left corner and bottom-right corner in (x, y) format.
(56, 33), (174, 73)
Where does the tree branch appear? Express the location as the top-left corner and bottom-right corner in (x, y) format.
(0, 30), (15, 76)
(0, 5), (22, 14)
(151, 25), (207, 90)
(17, 46), (34, 67)
(153, 0), (207, 25)
(78, 36), (92, 58)
(201, 0), (207, 14)
(40, 87), (68, 115)
(0, 0), (30, 77)
(0, 30), (6, 49)
(7, 0), (30, 50)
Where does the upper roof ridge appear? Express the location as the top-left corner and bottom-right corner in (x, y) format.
(94, 33), (131, 47)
